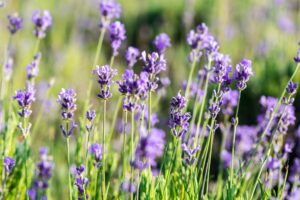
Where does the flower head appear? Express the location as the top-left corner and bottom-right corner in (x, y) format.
(3, 157), (16, 174)
(57, 88), (77, 120)
(73, 165), (89, 200)
(186, 23), (219, 62)
(109, 21), (126, 56)
(233, 59), (253, 90)
(294, 43), (300, 63)
(13, 85), (36, 118)
(141, 51), (166, 75)
(169, 92), (191, 137)
(93, 65), (117, 99)
(125, 47), (140, 68)
(32, 10), (52, 39)
(7, 13), (22, 34)
(153, 33), (171, 54)
(89, 143), (103, 168)
(28, 147), (53, 200)
(286, 81), (298, 95)
(99, 0), (121, 27)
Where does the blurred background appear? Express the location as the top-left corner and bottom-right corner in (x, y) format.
(1, 0), (300, 197)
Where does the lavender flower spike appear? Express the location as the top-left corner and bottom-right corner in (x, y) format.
(169, 92), (191, 138)
(153, 33), (171, 54)
(109, 21), (126, 56)
(99, 0), (121, 28)
(233, 59), (253, 90)
(125, 47), (140, 68)
(93, 65), (118, 99)
(141, 51), (167, 75)
(13, 86), (36, 118)
(28, 147), (54, 200)
(74, 165), (89, 200)
(294, 43), (300, 63)
(3, 157), (16, 174)
(286, 81), (298, 95)
(32, 10), (52, 39)
(57, 88), (77, 120)
(89, 143), (103, 168)
(7, 13), (22, 34)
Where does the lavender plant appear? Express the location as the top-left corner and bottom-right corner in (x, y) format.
(1, 1), (300, 200)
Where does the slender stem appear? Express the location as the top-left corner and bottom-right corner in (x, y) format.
(148, 90), (152, 135)
(163, 137), (178, 195)
(93, 28), (106, 68)
(195, 58), (212, 145)
(205, 119), (216, 194)
(67, 137), (73, 200)
(85, 129), (91, 170)
(230, 90), (241, 187)
(95, 168), (100, 200)
(130, 110), (135, 200)
(108, 97), (122, 145)
(102, 100), (107, 200)
(33, 39), (40, 55)
(122, 110), (128, 179)
(185, 60), (197, 100)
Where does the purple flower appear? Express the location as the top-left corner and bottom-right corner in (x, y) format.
(86, 110), (96, 122)
(99, 0), (121, 28)
(222, 90), (239, 116)
(169, 92), (191, 138)
(186, 23), (219, 62)
(7, 13), (22, 34)
(181, 144), (200, 165)
(93, 65), (117, 100)
(153, 33), (171, 54)
(141, 51), (166, 75)
(131, 128), (165, 171)
(74, 165), (89, 200)
(233, 59), (253, 90)
(28, 147), (53, 200)
(13, 85), (36, 118)
(57, 88), (77, 120)
(211, 53), (232, 90)
(60, 120), (78, 138)
(32, 10), (52, 39)
(26, 53), (41, 80)
(286, 81), (298, 95)
(89, 143), (103, 168)
(294, 43), (300, 63)
(125, 47), (140, 68)
(3, 157), (16, 174)
(109, 21), (126, 56)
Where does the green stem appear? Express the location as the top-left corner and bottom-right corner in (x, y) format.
(102, 100), (107, 200)
(185, 60), (197, 100)
(148, 90), (152, 135)
(230, 90), (241, 187)
(195, 58), (212, 146)
(33, 39), (40, 55)
(130, 110), (135, 200)
(93, 28), (106, 68)
(67, 137), (73, 200)
(122, 110), (128, 179)
(108, 97), (122, 145)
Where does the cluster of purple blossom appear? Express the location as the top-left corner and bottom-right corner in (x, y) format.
(2, 0), (300, 199)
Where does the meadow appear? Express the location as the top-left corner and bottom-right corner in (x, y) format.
(0, 0), (300, 199)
